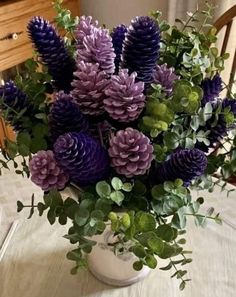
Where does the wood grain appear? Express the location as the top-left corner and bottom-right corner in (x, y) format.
(0, 0), (79, 71)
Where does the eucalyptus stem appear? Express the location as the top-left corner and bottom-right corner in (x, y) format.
(184, 213), (216, 220)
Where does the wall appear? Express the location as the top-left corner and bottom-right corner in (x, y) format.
(80, 0), (236, 27)
(80, 0), (168, 27)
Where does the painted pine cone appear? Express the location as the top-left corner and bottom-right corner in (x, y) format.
(104, 69), (145, 122)
(0, 81), (30, 131)
(71, 61), (109, 115)
(196, 98), (236, 152)
(76, 26), (115, 74)
(29, 150), (69, 191)
(122, 16), (160, 84)
(48, 91), (89, 142)
(201, 73), (222, 106)
(28, 16), (76, 92)
(108, 128), (154, 177)
(152, 148), (207, 186)
(111, 24), (127, 73)
(53, 132), (110, 185)
(152, 63), (179, 96)
(75, 15), (98, 49)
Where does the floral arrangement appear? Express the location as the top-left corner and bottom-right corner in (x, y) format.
(0, 1), (236, 290)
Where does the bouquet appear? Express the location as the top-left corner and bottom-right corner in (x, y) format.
(0, 1), (235, 290)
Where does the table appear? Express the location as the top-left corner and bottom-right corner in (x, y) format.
(0, 170), (236, 297)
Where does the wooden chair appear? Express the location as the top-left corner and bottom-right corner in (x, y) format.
(214, 5), (236, 95)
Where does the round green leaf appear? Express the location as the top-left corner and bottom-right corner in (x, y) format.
(135, 213), (156, 232)
(133, 261), (143, 271)
(155, 225), (178, 242)
(132, 245), (146, 258)
(111, 177), (123, 191)
(110, 191), (125, 206)
(75, 208), (89, 226)
(147, 236), (164, 254)
(96, 181), (111, 198)
(145, 255), (157, 269)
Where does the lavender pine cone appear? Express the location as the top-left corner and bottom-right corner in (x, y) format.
(28, 16), (76, 92)
(152, 64), (179, 96)
(152, 149), (207, 186)
(122, 16), (160, 84)
(71, 61), (109, 115)
(53, 132), (110, 186)
(29, 150), (69, 191)
(49, 91), (89, 142)
(104, 69), (145, 122)
(111, 24), (127, 73)
(108, 128), (154, 177)
(76, 26), (115, 74)
(75, 15), (98, 49)
(201, 73), (222, 106)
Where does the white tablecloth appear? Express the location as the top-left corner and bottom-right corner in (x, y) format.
(0, 171), (236, 297)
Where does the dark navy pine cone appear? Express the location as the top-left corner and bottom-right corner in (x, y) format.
(196, 98), (236, 152)
(49, 92), (89, 142)
(122, 16), (160, 84)
(27, 16), (76, 92)
(152, 148), (207, 186)
(0, 81), (29, 131)
(201, 73), (222, 106)
(111, 24), (127, 73)
(53, 132), (110, 186)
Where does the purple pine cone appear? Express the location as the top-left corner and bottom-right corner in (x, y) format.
(109, 128), (154, 177)
(75, 16), (99, 49)
(49, 91), (89, 142)
(71, 61), (109, 115)
(196, 98), (236, 152)
(201, 73), (222, 105)
(29, 150), (69, 191)
(152, 64), (179, 96)
(28, 16), (76, 92)
(53, 132), (110, 186)
(0, 81), (30, 131)
(76, 26), (115, 74)
(122, 16), (160, 84)
(111, 24), (127, 73)
(104, 69), (145, 122)
(152, 149), (207, 186)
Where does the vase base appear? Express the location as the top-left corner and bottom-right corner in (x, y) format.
(88, 261), (151, 287)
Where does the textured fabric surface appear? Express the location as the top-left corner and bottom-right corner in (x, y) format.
(0, 169), (236, 297)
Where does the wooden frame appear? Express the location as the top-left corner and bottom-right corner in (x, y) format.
(214, 5), (236, 94)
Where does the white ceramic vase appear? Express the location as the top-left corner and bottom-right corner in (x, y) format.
(87, 227), (150, 287)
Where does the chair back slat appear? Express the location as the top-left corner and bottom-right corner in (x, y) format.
(228, 49), (236, 96)
(221, 20), (233, 56)
(213, 5), (236, 95)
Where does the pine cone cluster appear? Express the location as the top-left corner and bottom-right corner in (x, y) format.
(104, 69), (145, 122)
(111, 24), (127, 73)
(122, 16), (160, 84)
(53, 132), (110, 185)
(28, 16), (76, 92)
(152, 64), (179, 96)
(196, 98), (236, 152)
(152, 149), (207, 186)
(49, 91), (89, 142)
(0, 81), (30, 131)
(71, 61), (109, 115)
(108, 128), (154, 177)
(29, 150), (69, 191)
(201, 73), (222, 106)
(76, 25), (115, 74)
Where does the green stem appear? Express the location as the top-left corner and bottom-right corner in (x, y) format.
(184, 213), (216, 220)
